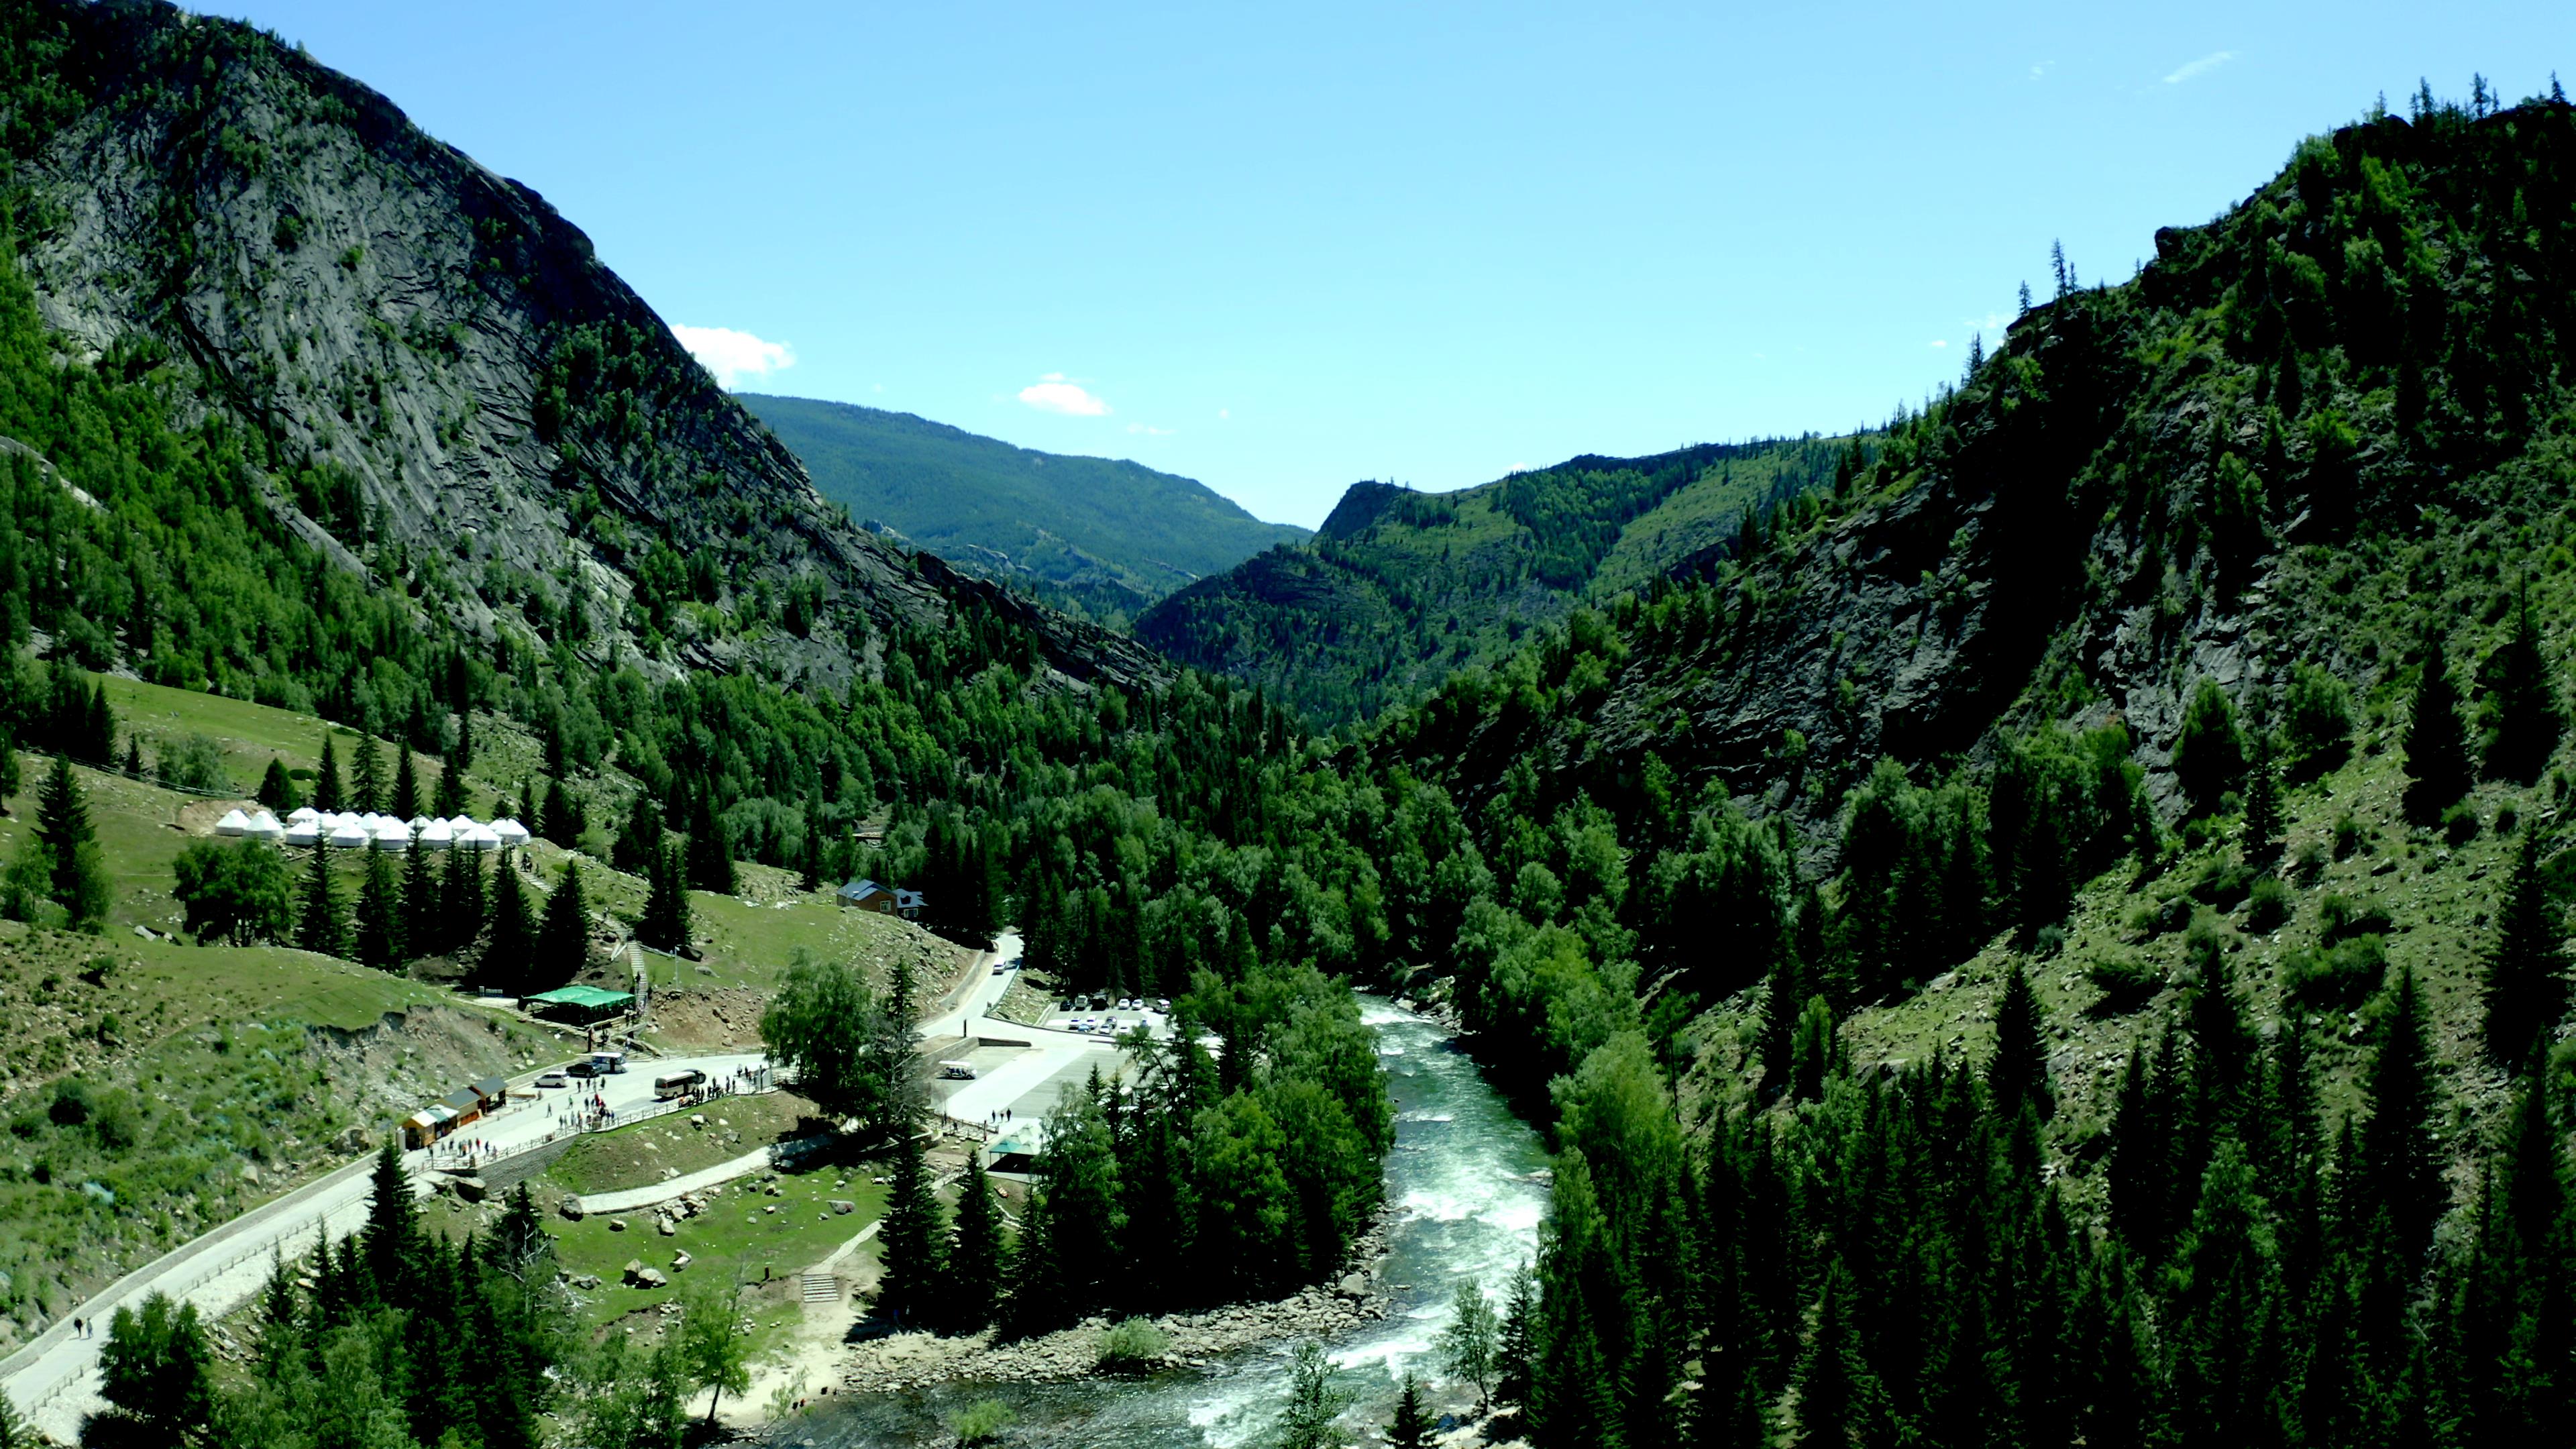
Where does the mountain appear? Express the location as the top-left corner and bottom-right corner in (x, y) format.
(1314, 91), (2576, 1444)
(0, 0), (1156, 695)
(1136, 433), (1865, 724)
(739, 394), (1308, 623)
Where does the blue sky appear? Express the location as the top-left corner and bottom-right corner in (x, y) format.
(217, 2), (2569, 528)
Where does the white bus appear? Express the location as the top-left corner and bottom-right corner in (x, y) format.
(653, 1069), (706, 1100)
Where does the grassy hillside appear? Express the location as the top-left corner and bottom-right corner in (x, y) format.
(1134, 433), (1864, 725)
(742, 394), (1307, 623)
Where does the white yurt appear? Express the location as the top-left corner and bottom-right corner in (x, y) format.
(214, 808), (251, 837)
(491, 817), (531, 848)
(287, 806), (321, 825)
(371, 819), (412, 852)
(284, 820), (321, 847)
(446, 814), (478, 835)
(408, 815), (435, 835)
(456, 822), (502, 853)
(417, 818), (455, 850)
(328, 820), (372, 849)
(246, 810), (285, 841)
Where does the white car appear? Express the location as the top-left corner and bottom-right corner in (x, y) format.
(1155, 998), (1171, 1012)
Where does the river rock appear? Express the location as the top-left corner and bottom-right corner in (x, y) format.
(1336, 1273), (1366, 1298)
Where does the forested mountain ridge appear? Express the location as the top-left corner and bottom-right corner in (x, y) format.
(1326, 87), (2576, 1447)
(0, 0), (1157, 695)
(740, 394), (1308, 625)
(1136, 433), (1862, 724)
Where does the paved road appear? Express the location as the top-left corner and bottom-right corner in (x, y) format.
(0, 1050), (765, 1442)
(918, 930), (1022, 1041)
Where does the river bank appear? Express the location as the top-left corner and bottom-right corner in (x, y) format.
(780, 998), (1551, 1449)
(836, 1210), (1401, 1393)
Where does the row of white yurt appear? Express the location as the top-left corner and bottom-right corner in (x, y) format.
(215, 808), (252, 836)
(244, 810), (284, 841)
(492, 817), (530, 847)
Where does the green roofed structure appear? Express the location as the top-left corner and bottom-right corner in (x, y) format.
(524, 984), (635, 1022)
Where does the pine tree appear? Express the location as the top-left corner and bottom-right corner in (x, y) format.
(484, 855), (535, 991)
(258, 757), (301, 812)
(400, 828), (439, 960)
(2404, 630), (2474, 822)
(451, 709), (474, 773)
(390, 743), (419, 820)
(441, 846), (486, 963)
(799, 798), (825, 893)
(614, 795), (665, 873)
(2483, 828), (2567, 1068)
(519, 778), (537, 830)
(119, 733), (141, 777)
(431, 743), (466, 818)
(1796, 1265), (1884, 1449)
(353, 846), (402, 969)
(877, 1124), (947, 1327)
(641, 841), (692, 951)
(350, 735), (384, 815)
(2173, 680), (2247, 817)
(1385, 1373), (1435, 1449)
(314, 735), (344, 813)
(360, 1140), (417, 1304)
(34, 754), (107, 930)
(2241, 730), (2284, 863)
(2483, 582), (2563, 782)
(1986, 961), (2053, 1119)
(684, 786), (735, 895)
(2359, 966), (2447, 1258)
(298, 839), (345, 957)
(535, 861), (593, 990)
(945, 1157), (1003, 1333)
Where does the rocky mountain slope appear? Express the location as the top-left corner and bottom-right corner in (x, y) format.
(2, 0), (1157, 692)
(1136, 434), (1862, 724)
(741, 394), (1307, 624)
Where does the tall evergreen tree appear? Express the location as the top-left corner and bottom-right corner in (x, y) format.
(614, 794), (665, 873)
(257, 757), (301, 812)
(2241, 729), (2284, 863)
(297, 839), (345, 957)
(799, 797), (825, 894)
(1986, 961), (2054, 1120)
(353, 845), (402, 969)
(390, 742), (420, 820)
(314, 734), (344, 813)
(34, 753), (107, 930)
(431, 744), (467, 818)
(684, 785), (735, 895)
(350, 734), (384, 815)
(2483, 828), (2566, 1068)
(1796, 1264), (1885, 1449)
(535, 861), (594, 990)
(484, 855), (536, 990)
(1385, 1373), (1435, 1449)
(441, 846), (486, 964)
(877, 1123), (947, 1326)
(2358, 966), (2447, 1259)
(400, 825), (440, 959)
(2483, 582), (2563, 782)
(640, 841), (692, 952)
(2173, 680), (2248, 817)
(2404, 629), (2474, 822)
(945, 1157), (1004, 1334)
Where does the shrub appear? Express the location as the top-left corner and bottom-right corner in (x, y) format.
(2319, 893), (2394, 943)
(2086, 953), (2163, 1015)
(2283, 934), (2387, 1009)
(2188, 857), (2256, 912)
(949, 1399), (1013, 1446)
(171, 839), (294, 945)
(2290, 839), (2329, 886)
(157, 733), (233, 794)
(2245, 875), (2291, 932)
(2442, 801), (2480, 845)
(2174, 680), (2249, 816)
(1097, 1318), (1169, 1371)
(2332, 811), (2367, 859)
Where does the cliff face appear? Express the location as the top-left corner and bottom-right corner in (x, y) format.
(6, 0), (1160, 691)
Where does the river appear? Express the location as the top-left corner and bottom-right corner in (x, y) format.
(781, 996), (1550, 1447)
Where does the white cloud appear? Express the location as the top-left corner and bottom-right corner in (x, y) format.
(1929, 339), (1949, 349)
(1218, 407), (1230, 419)
(2163, 50), (2236, 85)
(1018, 375), (1111, 416)
(1126, 423), (1174, 436)
(670, 324), (794, 389)
(2030, 59), (2055, 80)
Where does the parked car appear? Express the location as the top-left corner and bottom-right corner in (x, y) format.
(565, 1060), (600, 1079)
(1155, 998), (1171, 1012)
(535, 1071), (568, 1088)
(991, 963), (1006, 975)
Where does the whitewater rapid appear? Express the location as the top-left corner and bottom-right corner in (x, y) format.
(788, 996), (1551, 1447)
